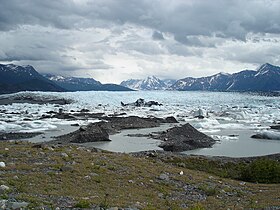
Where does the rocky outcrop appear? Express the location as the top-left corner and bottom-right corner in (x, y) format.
(54, 122), (110, 144)
(154, 123), (216, 152)
(101, 116), (161, 134)
(53, 116), (178, 144)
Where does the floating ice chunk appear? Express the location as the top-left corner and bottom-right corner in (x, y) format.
(215, 123), (251, 130)
(193, 118), (220, 129)
(211, 135), (239, 141)
(0, 121), (23, 132)
(191, 108), (206, 119)
(18, 120), (58, 132)
(252, 130), (280, 140)
(198, 128), (221, 133)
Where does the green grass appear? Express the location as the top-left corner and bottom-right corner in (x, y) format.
(74, 200), (91, 208)
(1, 141), (280, 209)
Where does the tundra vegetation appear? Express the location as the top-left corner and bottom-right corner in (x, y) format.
(0, 141), (279, 209)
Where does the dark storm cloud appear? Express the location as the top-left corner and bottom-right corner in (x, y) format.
(1, 0), (280, 41)
(95, 0), (280, 42)
(0, 0), (83, 30)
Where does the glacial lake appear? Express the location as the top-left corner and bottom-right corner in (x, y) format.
(85, 122), (280, 157)
(0, 90), (279, 157)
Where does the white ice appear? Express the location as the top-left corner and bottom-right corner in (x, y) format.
(254, 130), (280, 140)
(0, 91), (279, 135)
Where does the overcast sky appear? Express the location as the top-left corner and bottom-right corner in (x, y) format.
(1, 0), (280, 83)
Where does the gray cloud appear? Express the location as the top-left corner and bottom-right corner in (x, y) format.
(152, 31), (164, 40)
(0, 0), (280, 83)
(1, 0), (280, 40)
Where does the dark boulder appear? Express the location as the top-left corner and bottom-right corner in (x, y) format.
(270, 124), (280, 130)
(54, 122), (110, 144)
(100, 116), (161, 134)
(154, 123), (215, 152)
(121, 98), (162, 107)
(70, 123), (110, 143)
(162, 116), (178, 123)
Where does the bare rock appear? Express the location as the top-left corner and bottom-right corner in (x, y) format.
(53, 116), (177, 144)
(156, 123), (216, 152)
(60, 165), (74, 172)
(55, 123), (110, 144)
(121, 98), (162, 107)
(270, 124), (280, 130)
(158, 173), (170, 181)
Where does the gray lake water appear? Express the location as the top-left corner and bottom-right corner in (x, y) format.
(82, 123), (280, 157)
(81, 124), (175, 153)
(183, 128), (280, 157)
(28, 125), (78, 143)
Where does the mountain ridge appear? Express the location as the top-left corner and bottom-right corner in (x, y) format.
(120, 63), (280, 92)
(0, 64), (64, 94)
(0, 64), (132, 94)
(1, 63), (279, 94)
(44, 74), (132, 92)
(120, 76), (175, 90)
(172, 63), (280, 91)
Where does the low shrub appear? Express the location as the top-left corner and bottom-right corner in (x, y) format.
(74, 200), (91, 208)
(239, 158), (280, 183)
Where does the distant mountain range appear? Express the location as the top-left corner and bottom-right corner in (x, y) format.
(172, 63), (280, 91)
(121, 63), (280, 92)
(0, 64), (131, 94)
(120, 76), (176, 90)
(1, 63), (279, 94)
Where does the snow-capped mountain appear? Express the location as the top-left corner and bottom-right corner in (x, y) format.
(0, 64), (64, 94)
(120, 76), (174, 90)
(172, 72), (232, 91)
(172, 63), (280, 92)
(44, 74), (132, 91)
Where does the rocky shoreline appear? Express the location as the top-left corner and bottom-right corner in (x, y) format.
(0, 132), (42, 141)
(49, 116), (177, 144)
(45, 116), (218, 154)
(1, 111), (279, 155)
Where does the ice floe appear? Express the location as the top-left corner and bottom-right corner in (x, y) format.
(0, 91), (279, 136)
(252, 130), (280, 140)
